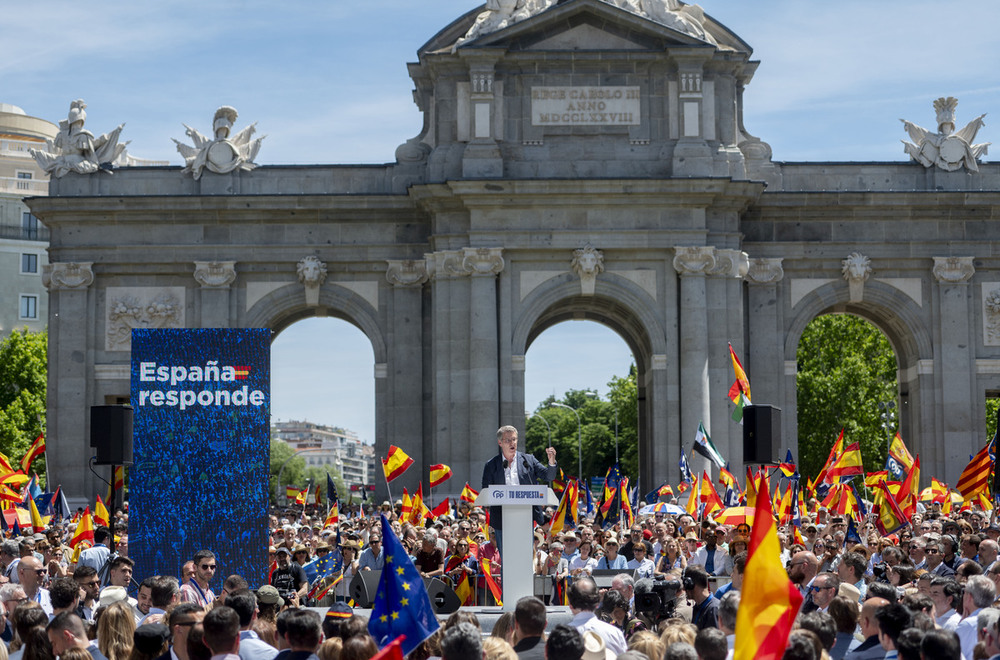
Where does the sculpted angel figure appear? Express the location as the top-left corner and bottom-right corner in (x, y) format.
(173, 106), (265, 180)
(901, 97), (989, 172)
(454, 0), (555, 49)
(638, 0), (718, 44)
(30, 100), (127, 177)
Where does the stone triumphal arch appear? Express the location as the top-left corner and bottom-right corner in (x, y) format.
(29, 0), (1000, 498)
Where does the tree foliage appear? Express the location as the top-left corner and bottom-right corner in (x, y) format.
(796, 315), (897, 480)
(0, 329), (46, 482)
(524, 364), (638, 483)
(268, 438), (347, 507)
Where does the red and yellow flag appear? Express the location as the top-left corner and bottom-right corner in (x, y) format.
(429, 464), (452, 488)
(94, 495), (110, 528)
(70, 507), (95, 548)
(685, 473), (700, 517)
(28, 497), (47, 533)
(106, 466), (125, 504)
(481, 556), (503, 606)
(382, 446), (414, 483)
(825, 441), (864, 481)
(957, 441), (993, 499)
(727, 343), (751, 404)
(431, 498), (450, 518)
(460, 483), (479, 503)
(700, 471), (724, 518)
(324, 502), (339, 527)
(734, 475), (802, 660)
(816, 429), (845, 486)
(20, 434), (45, 474)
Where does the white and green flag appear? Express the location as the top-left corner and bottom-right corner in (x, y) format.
(692, 421), (725, 469)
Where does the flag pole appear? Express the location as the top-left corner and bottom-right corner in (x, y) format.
(382, 459), (394, 513)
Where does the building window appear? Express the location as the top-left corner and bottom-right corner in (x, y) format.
(19, 295), (38, 320)
(16, 171), (31, 191)
(21, 254), (37, 274)
(21, 212), (38, 240)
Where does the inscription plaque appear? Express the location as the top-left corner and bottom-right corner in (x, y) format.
(531, 86), (640, 126)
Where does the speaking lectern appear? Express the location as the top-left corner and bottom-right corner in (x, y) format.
(475, 484), (559, 611)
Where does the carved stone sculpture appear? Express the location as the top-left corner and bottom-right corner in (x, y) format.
(193, 261), (237, 289)
(984, 286), (1000, 346)
(106, 289), (184, 351)
(932, 256), (975, 284)
(638, 0), (717, 45)
(30, 100), (128, 177)
(462, 247), (505, 276)
(842, 252), (872, 302)
(454, 0), (555, 50)
(746, 258), (784, 285)
(673, 246), (715, 276)
(708, 249), (749, 278)
(297, 256), (328, 306)
(901, 97), (989, 172)
(570, 245), (605, 295)
(424, 250), (468, 280)
(42, 262), (95, 290)
(386, 260), (429, 287)
(174, 106), (265, 180)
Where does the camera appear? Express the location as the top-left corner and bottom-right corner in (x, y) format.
(635, 576), (681, 622)
(872, 562), (889, 583)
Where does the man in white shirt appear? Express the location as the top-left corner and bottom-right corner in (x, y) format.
(929, 577), (963, 631)
(17, 556), (51, 615)
(955, 575), (996, 660)
(567, 577), (627, 656)
(688, 531), (729, 577)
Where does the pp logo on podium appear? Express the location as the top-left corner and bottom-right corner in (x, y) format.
(492, 489), (505, 499)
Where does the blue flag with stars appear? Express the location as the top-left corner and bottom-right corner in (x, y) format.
(327, 474), (338, 507)
(368, 514), (440, 655)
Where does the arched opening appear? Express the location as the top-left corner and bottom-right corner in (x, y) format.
(795, 313), (899, 480)
(523, 320), (637, 488)
(269, 317), (376, 507)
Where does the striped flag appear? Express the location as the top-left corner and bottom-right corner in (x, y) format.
(957, 438), (995, 500)
(94, 495), (110, 527)
(734, 474), (802, 660)
(825, 442), (864, 481)
(20, 434), (45, 474)
(692, 422), (725, 469)
(382, 446), (414, 483)
(459, 483), (478, 503)
(429, 464), (452, 488)
(728, 344), (752, 422)
(70, 507), (95, 548)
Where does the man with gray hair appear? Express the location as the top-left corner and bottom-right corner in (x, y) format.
(0, 540), (18, 583)
(717, 591), (739, 652)
(956, 574), (996, 659)
(979, 538), (999, 571)
(481, 425), (558, 533)
(441, 621), (482, 660)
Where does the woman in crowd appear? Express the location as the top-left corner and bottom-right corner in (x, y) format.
(98, 601), (136, 660)
(570, 540), (597, 577)
(656, 536), (687, 574)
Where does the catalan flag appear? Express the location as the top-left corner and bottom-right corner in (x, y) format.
(957, 437), (995, 500)
(728, 343), (752, 422)
(382, 446), (414, 483)
(70, 507), (95, 548)
(734, 474), (802, 660)
(20, 434), (45, 474)
(825, 442), (864, 481)
(459, 483), (478, 503)
(429, 464), (452, 489)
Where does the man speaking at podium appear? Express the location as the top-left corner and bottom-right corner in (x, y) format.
(482, 425), (558, 534)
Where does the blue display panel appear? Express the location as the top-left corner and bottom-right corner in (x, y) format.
(130, 329), (270, 589)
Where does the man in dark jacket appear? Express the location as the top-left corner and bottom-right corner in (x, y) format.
(512, 596), (547, 660)
(481, 425), (557, 528)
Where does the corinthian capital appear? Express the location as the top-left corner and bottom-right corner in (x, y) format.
(672, 246), (715, 276)
(463, 247), (505, 276)
(933, 256), (975, 283)
(386, 260), (429, 287)
(43, 262), (94, 290)
(746, 258), (784, 284)
(193, 261), (237, 289)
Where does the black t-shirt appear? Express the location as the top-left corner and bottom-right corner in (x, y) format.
(270, 563), (307, 594)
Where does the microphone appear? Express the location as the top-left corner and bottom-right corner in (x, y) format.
(503, 459), (509, 470)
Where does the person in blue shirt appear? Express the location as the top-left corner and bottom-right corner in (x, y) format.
(597, 538), (628, 570)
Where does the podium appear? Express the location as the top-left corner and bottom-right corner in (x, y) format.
(475, 484), (559, 611)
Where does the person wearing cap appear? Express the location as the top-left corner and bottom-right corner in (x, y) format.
(688, 527), (728, 577)
(269, 548), (307, 607)
(481, 425), (558, 540)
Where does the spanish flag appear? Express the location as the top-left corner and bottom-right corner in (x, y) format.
(872, 480), (909, 535)
(382, 446), (414, 483)
(106, 466), (125, 503)
(28, 496), (47, 533)
(429, 464), (452, 488)
(431, 498), (450, 518)
(460, 483), (478, 503)
(699, 471), (724, 518)
(70, 507), (95, 548)
(815, 429), (845, 486)
(0, 452), (14, 475)
(734, 475), (802, 660)
(728, 343), (752, 421)
(20, 434), (45, 474)
(94, 495), (110, 528)
(825, 442), (865, 481)
(685, 473), (699, 516)
(324, 502), (339, 527)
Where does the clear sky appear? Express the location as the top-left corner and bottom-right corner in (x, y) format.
(8, 1), (1000, 446)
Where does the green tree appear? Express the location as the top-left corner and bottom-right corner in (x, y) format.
(524, 365), (639, 484)
(796, 315), (897, 480)
(0, 329), (46, 484)
(268, 438), (349, 507)
(987, 397), (1000, 441)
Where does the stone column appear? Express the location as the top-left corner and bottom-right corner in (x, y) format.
(707, 249), (749, 472)
(932, 256), (977, 484)
(459, 53), (503, 178)
(43, 262), (95, 498)
(464, 247), (504, 482)
(745, 258), (785, 464)
(385, 260), (428, 490)
(672, 54), (713, 176)
(673, 247), (714, 475)
(193, 261), (236, 328)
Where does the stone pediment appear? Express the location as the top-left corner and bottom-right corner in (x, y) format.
(420, 0), (750, 55)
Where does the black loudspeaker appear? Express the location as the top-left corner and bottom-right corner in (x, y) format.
(90, 405), (134, 465)
(425, 577), (461, 615)
(743, 404), (781, 464)
(349, 570), (381, 608)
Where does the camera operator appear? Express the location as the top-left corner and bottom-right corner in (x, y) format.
(633, 576), (686, 633)
(683, 566), (719, 630)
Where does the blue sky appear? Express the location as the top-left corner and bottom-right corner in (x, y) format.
(8, 1), (1000, 445)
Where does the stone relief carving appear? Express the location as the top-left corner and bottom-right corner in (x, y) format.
(672, 246), (715, 275)
(42, 262), (94, 290)
(462, 247), (505, 276)
(30, 100), (128, 177)
(454, 0), (717, 50)
(932, 256), (975, 283)
(842, 252), (872, 302)
(425, 250), (468, 280)
(193, 261), (236, 289)
(106, 288), (184, 351)
(983, 284), (1000, 347)
(901, 97), (989, 172)
(708, 249), (749, 278)
(746, 258), (784, 284)
(570, 244), (605, 295)
(386, 260), (429, 287)
(173, 106), (265, 180)
(297, 256), (328, 306)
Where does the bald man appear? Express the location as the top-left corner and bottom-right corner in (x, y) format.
(787, 551), (820, 598)
(844, 597), (889, 660)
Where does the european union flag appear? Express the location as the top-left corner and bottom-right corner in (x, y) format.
(327, 474), (338, 506)
(367, 515), (440, 656)
(302, 552), (341, 585)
